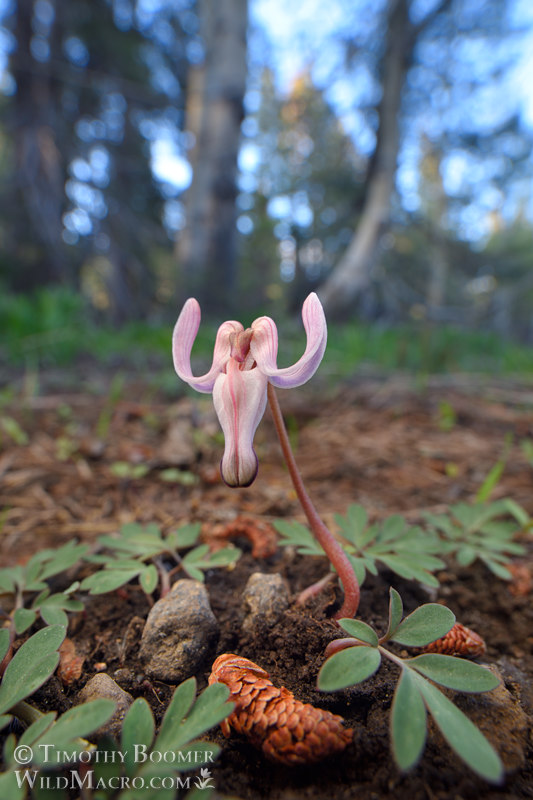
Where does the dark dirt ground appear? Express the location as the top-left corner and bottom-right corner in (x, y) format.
(1, 373), (533, 799)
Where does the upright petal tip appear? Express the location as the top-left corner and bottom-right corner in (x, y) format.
(251, 292), (327, 389)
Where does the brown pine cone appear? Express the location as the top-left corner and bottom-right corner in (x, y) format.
(209, 654), (353, 765)
(421, 622), (486, 658)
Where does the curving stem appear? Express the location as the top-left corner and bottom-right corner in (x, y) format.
(267, 383), (360, 620)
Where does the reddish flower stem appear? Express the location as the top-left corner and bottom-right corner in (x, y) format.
(267, 383), (360, 620)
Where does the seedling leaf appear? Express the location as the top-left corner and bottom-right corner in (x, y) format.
(169, 682), (232, 750)
(338, 619), (379, 647)
(392, 604), (455, 647)
(0, 630), (9, 663)
(414, 672), (503, 783)
(273, 520), (325, 556)
(122, 698), (155, 776)
(318, 645), (381, 691)
(156, 679), (232, 753)
(386, 588), (403, 639)
(391, 667), (427, 771)
(40, 606), (68, 627)
(155, 677), (197, 751)
(81, 568), (143, 594)
(406, 655), (500, 693)
(18, 712), (56, 747)
(33, 700), (116, 763)
(140, 564), (159, 595)
(0, 625), (66, 715)
(13, 607), (37, 634)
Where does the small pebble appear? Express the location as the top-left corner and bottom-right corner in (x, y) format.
(77, 674), (133, 740)
(139, 579), (219, 682)
(242, 572), (289, 634)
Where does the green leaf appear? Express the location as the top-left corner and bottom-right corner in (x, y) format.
(386, 588), (403, 639)
(140, 564), (159, 595)
(40, 594), (84, 611)
(80, 568), (143, 594)
(273, 520), (325, 556)
(0, 769), (25, 800)
(119, 522), (145, 537)
(481, 558), (512, 580)
(170, 523), (202, 549)
(475, 462), (505, 504)
(18, 713), (56, 747)
(318, 645), (382, 691)
(338, 619), (379, 647)
(40, 606), (68, 627)
(501, 498), (530, 527)
(0, 629), (10, 664)
(122, 698), (155, 776)
(0, 625), (66, 715)
(0, 570), (16, 594)
(160, 468), (198, 486)
(37, 542), (89, 581)
(380, 515), (408, 542)
(414, 672), (503, 782)
(391, 667), (427, 771)
(98, 532), (162, 559)
(33, 700), (116, 763)
(13, 607), (37, 634)
(155, 677), (197, 751)
(455, 545), (477, 566)
(392, 604), (455, 648)
(335, 505), (370, 548)
(0, 416), (28, 445)
(169, 682), (232, 750)
(378, 555), (440, 588)
(180, 545), (240, 581)
(407, 655), (500, 693)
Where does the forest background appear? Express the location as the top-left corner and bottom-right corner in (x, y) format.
(1, 0), (533, 381)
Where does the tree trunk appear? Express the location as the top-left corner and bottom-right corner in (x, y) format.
(317, 0), (411, 318)
(8, 0), (70, 289)
(176, 0), (248, 314)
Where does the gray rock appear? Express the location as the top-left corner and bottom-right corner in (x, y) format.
(139, 579), (219, 682)
(446, 664), (528, 773)
(77, 673), (133, 741)
(242, 572), (289, 634)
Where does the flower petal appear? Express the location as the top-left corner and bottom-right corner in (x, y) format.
(250, 292), (327, 388)
(212, 359), (268, 487)
(172, 298), (243, 393)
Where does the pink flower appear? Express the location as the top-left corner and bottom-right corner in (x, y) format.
(172, 293), (327, 487)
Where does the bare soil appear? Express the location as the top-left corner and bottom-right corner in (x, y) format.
(1, 374), (533, 799)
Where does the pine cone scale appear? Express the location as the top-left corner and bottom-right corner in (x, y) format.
(209, 654), (353, 765)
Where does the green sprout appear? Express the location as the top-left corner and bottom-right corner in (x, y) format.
(0, 675), (232, 800)
(81, 522), (241, 597)
(0, 416), (29, 447)
(275, 504), (446, 588)
(110, 462), (150, 480)
(318, 589), (503, 783)
(0, 625), (67, 729)
(0, 541), (88, 635)
(95, 677), (231, 800)
(424, 499), (528, 579)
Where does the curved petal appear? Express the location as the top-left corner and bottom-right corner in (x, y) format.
(250, 292), (327, 388)
(172, 298), (243, 393)
(212, 359), (268, 487)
